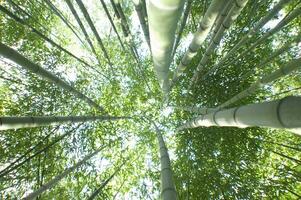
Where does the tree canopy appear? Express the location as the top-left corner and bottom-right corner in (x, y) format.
(0, 0), (301, 199)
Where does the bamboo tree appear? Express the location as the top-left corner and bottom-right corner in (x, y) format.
(190, 0), (249, 85)
(0, 115), (130, 130)
(263, 140), (301, 152)
(171, 0), (193, 57)
(112, 0), (140, 61)
(64, 0), (100, 62)
(148, 0), (185, 94)
(170, 0), (227, 87)
(112, 178), (126, 200)
(150, 121), (177, 200)
(211, 0), (233, 40)
(0, 5), (104, 77)
(211, 0), (292, 71)
(7, 0), (63, 44)
(22, 147), (105, 200)
(0, 42), (105, 112)
(215, 57), (301, 110)
(114, 0), (130, 37)
(174, 106), (217, 115)
(99, 0), (126, 51)
(224, 6), (301, 70)
(110, 0), (133, 39)
(43, 0), (86, 46)
(204, 34), (301, 80)
(109, 0), (120, 19)
(142, 116), (177, 199)
(177, 96), (301, 135)
(0, 125), (78, 178)
(132, 0), (150, 48)
(88, 160), (126, 200)
(271, 150), (301, 165)
(141, 0), (147, 22)
(74, 0), (113, 67)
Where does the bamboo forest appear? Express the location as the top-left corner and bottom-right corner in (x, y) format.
(1, 0), (301, 199)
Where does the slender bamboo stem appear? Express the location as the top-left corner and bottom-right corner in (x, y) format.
(22, 147), (106, 200)
(216, 58), (301, 110)
(190, 0), (249, 85)
(0, 42), (105, 112)
(225, 6), (301, 69)
(88, 160), (126, 200)
(43, 0), (86, 46)
(99, 0), (126, 51)
(75, 0), (113, 68)
(212, 0), (291, 71)
(0, 115), (130, 130)
(170, 0), (227, 88)
(0, 5), (101, 75)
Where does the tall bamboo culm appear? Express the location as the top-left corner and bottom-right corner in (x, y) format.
(22, 147), (105, 200)
(0, 43), (105, 112)
(0, 115), (130, 130)
(148, 0), (185, 94)
(177, 96), (301, 135)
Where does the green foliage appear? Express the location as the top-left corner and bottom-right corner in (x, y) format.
(0, 0), (300, 199)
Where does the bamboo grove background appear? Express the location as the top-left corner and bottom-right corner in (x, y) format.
(0, 0), (301, 199)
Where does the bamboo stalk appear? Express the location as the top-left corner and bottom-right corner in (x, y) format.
(170, 0), (227, 87)
(224, 6), (301, 70)
(216, 57), (301, 110)
(177, 96), (301, 135)
(190, 0), (249, 85)
(0, 5), (104, 76)
(0, 115), (130, 130)
(0, 43), (105, 112)
(22, 147), (105, 200)
(148, 0), (185, 94)
(75, 0), (113, 68)
(212, 0), (292, 71)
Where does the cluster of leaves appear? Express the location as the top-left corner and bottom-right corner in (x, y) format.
(0, 0), (301, 199)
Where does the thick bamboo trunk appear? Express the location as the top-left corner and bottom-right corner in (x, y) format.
(225, 6), (301, 69)
(148, 0), (185, 94)
(132, 0), (150, 48)
(212, 0), (292, 71)
(190, 0), (249, 84)
(170, 0), (227, 87)
(0, 115), (129, 130)
(99, 0), (126, 51)
(22, 147), (104, 200)
(216, 57), (301, 110)
(177, 96), (301, 135)
(0, 5), (100, 74)
(74, 0), (112, 67)
(64, 0), (100, 62)
(171, 0), (193, 57)
(211, 0), (233, 40)
(88, 161), (125, 200)
(0, 43), (104, 112)
(153, 123), (177, 200)
(43, 0), (85, 46)
(175, 106), (217, 115)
